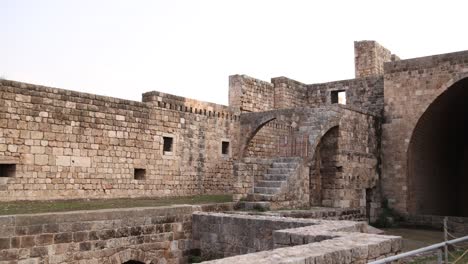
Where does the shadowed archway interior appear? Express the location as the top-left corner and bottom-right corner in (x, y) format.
(310, 126), (339, 206)
(408, 77), (468, 217)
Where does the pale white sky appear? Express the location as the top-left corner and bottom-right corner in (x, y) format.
(1, 0), (467, 105)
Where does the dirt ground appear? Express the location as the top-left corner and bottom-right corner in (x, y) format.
(381, 227), (468, 263)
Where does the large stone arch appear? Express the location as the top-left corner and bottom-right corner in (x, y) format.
(406, 76), (468, 217)
(105, 249), (148, 264)
(238, 109), (301, 158)
(305, 121), (340, 165)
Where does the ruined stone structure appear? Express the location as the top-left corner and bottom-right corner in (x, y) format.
(1, 40), (467, 221)
(0, 205), (399, 264)
(193, 212), (402, 263)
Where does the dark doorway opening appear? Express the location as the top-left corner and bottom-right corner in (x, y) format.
(122, 261), (144, 264)
(407, 78), (468, 217)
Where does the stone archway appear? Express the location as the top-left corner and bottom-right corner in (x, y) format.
(407, 77), (468, 217)
(106, 249), (147, 264)
(309, 126), (339, 206)
(238, 109), (301, 158)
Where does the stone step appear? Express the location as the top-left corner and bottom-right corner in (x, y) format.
(264, 174), (288, 181)
(267, 168), (295, 174)
(256, 180), (283, 188)
(272, 157), (302, 163)
(254, 186), (281, 195)
(271, 162), (298, 169)
(247, 193), (275, 201)
(238, 201), (271, 211)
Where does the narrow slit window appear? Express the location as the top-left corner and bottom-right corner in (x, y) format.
(134, 168), (146, 180)
(163, 136), (173, 153)
(221, 141), (230, 155)
(0, 164), (16, 178)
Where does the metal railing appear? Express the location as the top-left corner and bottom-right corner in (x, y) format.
(368, 235), (468, 264)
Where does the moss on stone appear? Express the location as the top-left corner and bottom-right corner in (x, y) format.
(0, 194), (232, 215)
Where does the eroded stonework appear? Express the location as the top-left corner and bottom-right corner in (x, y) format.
(1, 39), (468, 219)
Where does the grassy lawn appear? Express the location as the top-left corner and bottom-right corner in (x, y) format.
(0, 194), (232, 215)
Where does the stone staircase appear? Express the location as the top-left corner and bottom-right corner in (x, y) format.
(243, 157), (302, 210)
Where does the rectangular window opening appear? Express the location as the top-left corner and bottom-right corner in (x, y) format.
(331, 90), (346, 105)
(163, 136), (174, 153)
(134, 168), (146, 180)
(221, 141), (230, 155)
(0, 164), (16, 178)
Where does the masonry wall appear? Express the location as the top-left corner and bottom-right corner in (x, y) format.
(381, 50), (468, 213)
(354, 40), (398, 78)
(230, 72), (385, 116)
(0, 205), (194, 264)
(307, 76), (385, 115)
(192, 212), (313, 258)
(336, 108), (379, 208)
(232, 158), (272, 201)
(228, 75), (274, 113)
(271, 77), (308, 109)
(236, 107), (380, 210)
(0, 80), (239, 201)
(319, 108), (379, 209)
(245, 121), (295, 158)
(193, 212), (402, 264)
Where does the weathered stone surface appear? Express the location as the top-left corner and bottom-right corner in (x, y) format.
(0, 204), (231, 263)
(193, 212), (401, 264)
(0, 39), (467, 264)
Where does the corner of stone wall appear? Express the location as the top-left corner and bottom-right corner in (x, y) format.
(229, 74), (275, 113)
(271, 77), (308, 109)
(354, 40), (399, 78)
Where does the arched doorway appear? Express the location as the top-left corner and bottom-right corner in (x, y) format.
(407, 77), (468, 217)
(122, 261), (144, 264)
(310, 126), (339, 206)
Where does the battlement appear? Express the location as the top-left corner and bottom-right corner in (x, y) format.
(143, 90), (240, 121)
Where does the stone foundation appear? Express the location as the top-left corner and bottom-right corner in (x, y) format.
(192, 212), (401, 263)
(0, 204), (233, 264)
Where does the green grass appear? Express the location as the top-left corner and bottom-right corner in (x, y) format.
(0, 194), (232, 215)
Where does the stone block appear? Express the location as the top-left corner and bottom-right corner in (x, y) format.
(55, 156), (71, 166)
(34, 155), (48, 166)
(70, 157), (91, 167)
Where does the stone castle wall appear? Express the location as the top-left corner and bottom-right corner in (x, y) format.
(354, 40), (399, 78)
(314, 107), (379, 209)
(228, 75), (274, 113)
(193, 212), (401, 263)
(271, 77), (308, 109)
(4, 39), (466, 219)
(228, 71), (385, 116)
(245, 121), (294, 158)
(381, 50), (468, 213)
(307, 76), (384, 115)
(0, 205), (193, 264)
(0, 204), (233, 264)
(0, 80), (239, 201)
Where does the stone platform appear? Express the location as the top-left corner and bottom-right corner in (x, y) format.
(192, 212), (402, 263)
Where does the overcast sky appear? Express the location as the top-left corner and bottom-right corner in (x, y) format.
(1, 0), (467, 105)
